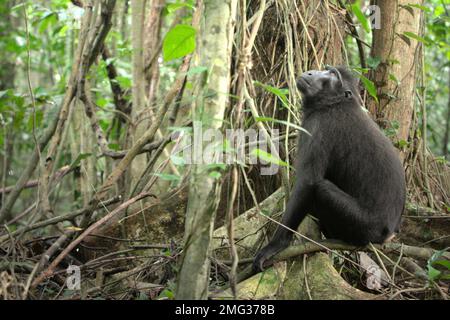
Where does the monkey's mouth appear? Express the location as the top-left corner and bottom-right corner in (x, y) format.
(299, 77), (310, 86)
(297, 77), (310, 93)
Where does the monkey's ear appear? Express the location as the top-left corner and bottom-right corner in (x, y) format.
(344, 90), (353, 98)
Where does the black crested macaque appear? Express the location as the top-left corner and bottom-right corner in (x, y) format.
(253, 66), (406, 272)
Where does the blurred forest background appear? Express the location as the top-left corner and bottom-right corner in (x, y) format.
(0, 0), (449, 300)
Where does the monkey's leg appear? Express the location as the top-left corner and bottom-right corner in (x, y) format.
(314, 179), (377, 245)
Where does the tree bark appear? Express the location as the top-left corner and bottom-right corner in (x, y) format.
(176, 0), (237, 300)
(129, 0), (148, 192)
(442, 68), (450, 159)
(368, 0), (424, 157)
(0, 1), (15, 90)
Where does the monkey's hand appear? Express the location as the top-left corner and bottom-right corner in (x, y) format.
(252, 241), (288, 273)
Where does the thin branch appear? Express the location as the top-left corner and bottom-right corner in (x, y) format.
(32, 192), (154, 287)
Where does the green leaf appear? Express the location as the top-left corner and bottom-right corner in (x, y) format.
(11, 3), (26, 11)
(115, 76), (132, 89)
(56, 25), (69, 37)
(351, 3), (370, 33)
(163, 24), (196, 61)
(27, 110), (43, 131)
(38, 12), (57, 34)
(441, 274), (450, 280)
(96, 97), (108, 108)
(255, 116), (311, 135)
(427, 265), (441, 281)
(209, 171), (222, 179)
(397, 140), (408, 148)
(359, 74), (378, 103)
(433, 260), (450, 270)
(429, 249), (448, 264)
(251, 148), (289, 167)
(403, 32), (429, 45)
(404, 4), (430, 12)
(0, 89), (11, 99)
(434, 5), (445, 17)
(254, 81), (289, 107)
(261, 210), (271, 216)
(158, 289), (174, 300)
(186, 66), (208, 76)
(205, 163), (227, 171)
(166, 3), (194, 14)
(366, 56), (381, 69)
(389, 74), (399, 85)
(108, 143), (119, 151)
(153, 173), (181, 182)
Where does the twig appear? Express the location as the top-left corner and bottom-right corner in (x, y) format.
(0, 105), (62, 222)
(31, 192), (154, 288)
(94, 56), (191, 201)
(226, 166), (239, 298)
(0, 165), (73, 195)
(0, 196), (120, 244)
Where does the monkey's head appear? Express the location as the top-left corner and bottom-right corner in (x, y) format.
(296, 66), (362, 107)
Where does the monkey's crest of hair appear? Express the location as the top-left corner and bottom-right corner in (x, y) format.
(302, 66), (362, 113)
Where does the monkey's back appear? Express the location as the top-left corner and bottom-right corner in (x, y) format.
(309, 104), (406, 235)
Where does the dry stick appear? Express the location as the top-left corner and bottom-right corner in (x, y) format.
(234, 241), (450, 266)
(140, 5), (181, 178)
(43, 0), (116, 217)
(226, 166), (239, 298)
(101, 46), (129, 114)
(78, 58), (191, 230)
(243, 82), (290, 196)
(30, 0), (185, 289)
(295, 4), (320, 69)
(36, 232), (74, 274)
(38, 1), (95, 219)
(232, 240), (450, 285)
(79, 84), (120, 158)
(86, 0), (117, 69)
(168, 76), (187, 126)
(419, 48), (434, 208)
(99, 138), (166, 159)
(23, 3), (40, 177)
(0, 165), (73, 195)
(337, 0), (367, 69)
(47, 1), (116, 227)
(5, 202), (36, 225)
(0, 107), (61, 223)
(2, 165), (77, 226)
(130, 134), (174, 197)
(31, 192), (154, 287)
(225, 0), (266, 298)
(94, 56), (191, 202)
(0, 196), (120, 244)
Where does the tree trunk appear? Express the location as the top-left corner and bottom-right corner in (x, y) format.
(0, 1), (15, 90)
(368, 0), (424, 157)
(442, 68), (450, 159)
(129, 0), (148, 193)
(176, 0), (237, 300)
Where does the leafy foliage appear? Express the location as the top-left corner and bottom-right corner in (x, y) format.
(163, 24), (196, 61)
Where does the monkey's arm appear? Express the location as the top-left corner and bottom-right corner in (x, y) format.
(253, 135), (325, 272)
(252, 175), (316, 272)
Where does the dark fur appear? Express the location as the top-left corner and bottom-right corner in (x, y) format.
(253, 66), (406, 272)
